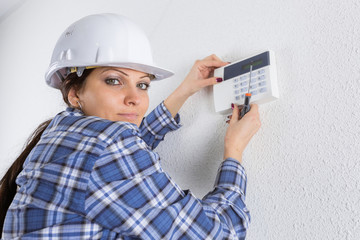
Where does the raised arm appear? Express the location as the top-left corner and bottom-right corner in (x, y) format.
(139, 54), (227, 149)
(139, 102), (181, 150)
(164, 54), (228, 118)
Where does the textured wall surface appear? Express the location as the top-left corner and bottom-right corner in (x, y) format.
(1, 0), (360, 239)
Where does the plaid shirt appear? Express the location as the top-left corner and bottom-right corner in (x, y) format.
(3, 102), (250, 239)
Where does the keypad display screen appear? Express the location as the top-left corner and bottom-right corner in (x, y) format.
(242, 59), (263, 71)
(224, 51), (270, 81)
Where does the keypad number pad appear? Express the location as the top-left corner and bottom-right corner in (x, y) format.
(232, 69), (268, 101)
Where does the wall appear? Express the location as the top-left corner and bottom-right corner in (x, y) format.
(1, 0), (360, 239)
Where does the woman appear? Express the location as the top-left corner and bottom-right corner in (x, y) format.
(0, 13), (260, 239)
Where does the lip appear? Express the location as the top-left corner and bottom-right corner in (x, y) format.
(117, 113), (139, 121)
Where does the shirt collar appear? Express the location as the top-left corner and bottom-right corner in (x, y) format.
(63, 107), (140, 132)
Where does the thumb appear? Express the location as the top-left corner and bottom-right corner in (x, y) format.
(230, 104), (239, 123)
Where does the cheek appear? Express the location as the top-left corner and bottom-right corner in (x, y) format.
(141, 94), (149, 113)
(82, 89), (121, 113)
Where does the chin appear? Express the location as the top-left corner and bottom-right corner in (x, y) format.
(116, 117), (140, 126)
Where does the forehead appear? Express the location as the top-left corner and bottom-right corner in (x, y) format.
(95, 67), (150, 77)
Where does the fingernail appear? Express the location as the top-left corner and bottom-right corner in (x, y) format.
(231, 103), (234, 109)
(216, 78), (223, 83)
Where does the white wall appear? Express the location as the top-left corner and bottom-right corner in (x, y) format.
(1, 0), (360, 239)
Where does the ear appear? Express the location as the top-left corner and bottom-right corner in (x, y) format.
(68, 87), (80, 108)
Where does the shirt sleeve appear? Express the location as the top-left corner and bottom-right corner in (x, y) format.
(85, 129), (250, 239)
(139, 101), (181, 150)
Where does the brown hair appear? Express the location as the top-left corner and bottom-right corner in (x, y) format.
(0, 69), (94, 236)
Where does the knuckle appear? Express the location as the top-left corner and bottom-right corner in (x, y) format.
(255, 119), (261, 128)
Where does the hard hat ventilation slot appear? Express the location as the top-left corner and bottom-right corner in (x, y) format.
(76, 67), (85, 77)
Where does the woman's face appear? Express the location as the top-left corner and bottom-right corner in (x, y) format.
(70, 67), (151, 126)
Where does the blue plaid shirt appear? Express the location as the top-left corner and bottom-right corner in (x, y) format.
(3, 102), (250, 239)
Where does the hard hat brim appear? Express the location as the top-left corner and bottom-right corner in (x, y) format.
(45, 63), (174, 89)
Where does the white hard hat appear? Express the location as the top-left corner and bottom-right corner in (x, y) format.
(45, 13), (174, 89)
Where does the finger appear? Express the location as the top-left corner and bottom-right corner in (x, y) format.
(230, 104), (239, 123)
(226, 114), (232, 122)
(198, 59), (228, 69)
(199, 76), (223, 88)
(247, 104), (261, 129)
(247, 104), (259, 115)
(202, 54), (222, 61)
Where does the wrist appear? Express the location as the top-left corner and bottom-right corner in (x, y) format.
(223, 150), (243, 163)
(177, 82), (194, 99)
(164, 84), (192, 118)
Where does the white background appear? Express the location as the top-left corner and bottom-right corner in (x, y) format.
(1, 0), (360, 239)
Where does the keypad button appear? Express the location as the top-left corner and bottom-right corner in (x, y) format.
(233, 78), (239, 83)
(241, 87), (248, 92)
(258, 75), (266, 81)
(235, 95), (241, 101)
(234, 90), (240, 95)
(250, 90), (258, 95)
(250, 85), (256, 90)
(240, 81), (248, 86)
(258, 69), (265, 74)
(240, 75), (247, 81)
(258, 81), (266, 87)
(250, 78), (257, 83)
(234, 84), (240, 88)
(259, 87), (267, 93)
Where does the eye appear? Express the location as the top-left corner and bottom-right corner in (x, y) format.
(105, 78), (121, 85)
(137, 82), (150, 90)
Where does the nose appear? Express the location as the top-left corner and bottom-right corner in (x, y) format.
(124, 86), (140, 106)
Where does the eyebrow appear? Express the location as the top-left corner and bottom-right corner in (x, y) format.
(101, 68), (151, 79)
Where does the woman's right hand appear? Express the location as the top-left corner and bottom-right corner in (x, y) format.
(224, 104), (261, 162)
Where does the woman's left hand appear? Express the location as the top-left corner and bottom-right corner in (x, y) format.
(179, 54), (228, 97)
